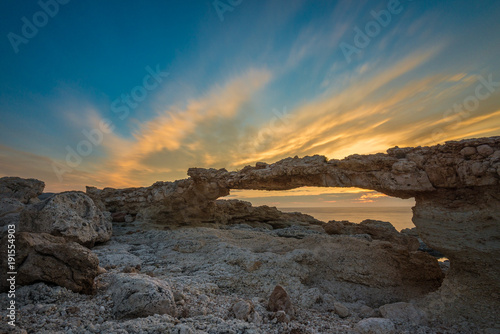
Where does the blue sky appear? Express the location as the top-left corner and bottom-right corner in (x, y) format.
(1, 0), (499, 207)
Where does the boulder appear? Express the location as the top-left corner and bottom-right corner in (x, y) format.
(0, 232), (99, 294)
(20, 191), (112, 247)
(355, 318), (396, 334)
(298, 287), (322, 308)
(0, 177), (44, 204)
(107, 273), (177, 319)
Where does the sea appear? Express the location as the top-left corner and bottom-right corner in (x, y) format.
(278, 206), (415, 232)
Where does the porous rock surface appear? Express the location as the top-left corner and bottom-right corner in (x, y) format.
(0, 223), (483, 333)
(107, 272), (177, 319)
(86, 169), (230, 225)
(20, 191), (112, 247)
(0, 232), (99, 294)
(0, 176), (45, 204)
(189, 136), (500, 326)
(0, 181), (108, 296)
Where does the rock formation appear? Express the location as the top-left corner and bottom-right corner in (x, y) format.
(323, 219), (420, 251)
(0, 177), (45, 204)
(187, 136), (500, 326)
(107, 273), (177, 319)
(86, 184), (319, 228)
(88, 136), (500, 326)
(0, 232), (99, 294)
(86, 170), (230, 225)
(20, 191), (112, 247)
(0, 177), (45, 239)
(0, 178), (109, 294)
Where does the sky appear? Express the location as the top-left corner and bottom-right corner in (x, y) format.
(0, 0), (499, 208)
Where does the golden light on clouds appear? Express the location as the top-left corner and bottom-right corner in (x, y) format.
(95, 69), (272, 188)
(353, 192), (388, 204)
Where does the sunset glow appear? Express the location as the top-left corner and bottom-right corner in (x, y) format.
(1, 1), (499, 207)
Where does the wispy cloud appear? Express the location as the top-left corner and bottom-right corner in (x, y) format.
(233, 48), (442, 165)
(93, 69), (272, 187)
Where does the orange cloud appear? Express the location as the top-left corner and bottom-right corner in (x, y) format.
(353, 192), (388, 203)
(93, 69), (272, 188)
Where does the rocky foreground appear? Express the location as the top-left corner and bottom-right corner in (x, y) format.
(1, 136), (499, 333)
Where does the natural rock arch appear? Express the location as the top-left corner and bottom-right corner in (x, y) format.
(88, 136), (500, 325)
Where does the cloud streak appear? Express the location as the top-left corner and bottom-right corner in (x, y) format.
(94, 69), (272, 187)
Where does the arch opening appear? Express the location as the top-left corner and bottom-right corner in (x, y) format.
(223, 186), (416, 231)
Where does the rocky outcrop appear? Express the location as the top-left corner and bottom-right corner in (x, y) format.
(3, 221), (479, 333)
(86, 173), (229, 225)
(0, 232), (99, 294)
(87, 184), (319, 228)
(0, 176), (45, 204)
(87, 136), (500, 326)
(212, 199), (322, 228)
(186, 136), (500, 326)
(413, 186), (500, 325)
(0, 179), (109, 295)
(323, 219), (420, 251)
(20, 191), (112, 247)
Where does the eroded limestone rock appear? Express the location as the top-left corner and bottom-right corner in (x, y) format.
(107, 273), (177, 319)
(20, 191), (112, 247)
(0, 232), (99, 294)
(87, 136), (500, 326)
(323, 219), (420, 251)
(0, 177), (45, 204)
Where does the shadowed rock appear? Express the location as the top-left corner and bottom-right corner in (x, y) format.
(0, 232), (99, 294)
(20, 191), (112, 247)
(323, 219), (420, 251)
(0, 177), (45, 204)
(268, 285), (294, 317)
